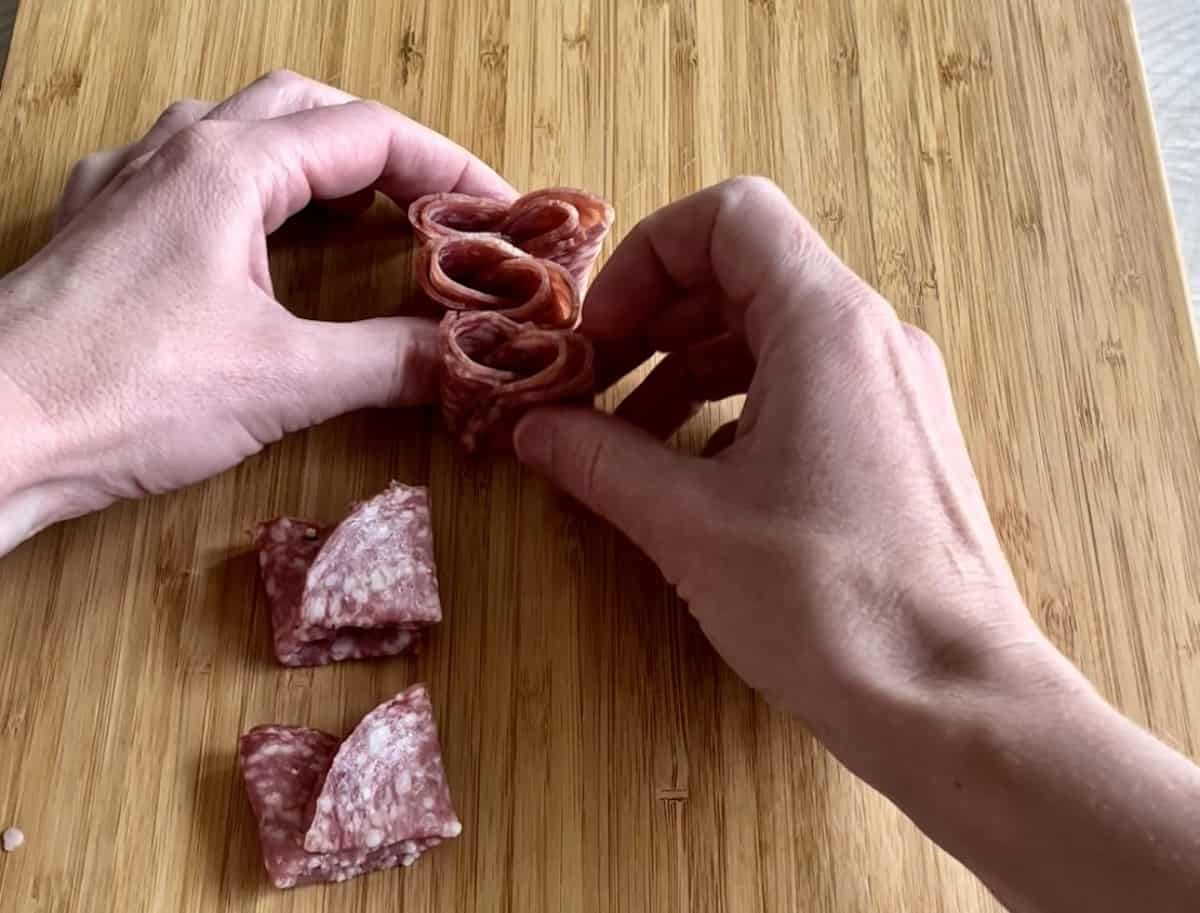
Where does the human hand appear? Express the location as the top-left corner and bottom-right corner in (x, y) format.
(513, 177), (1064, 770)
(0, 70), (515, 555)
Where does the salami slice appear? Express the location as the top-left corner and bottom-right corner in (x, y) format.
(440, 311), (594, 452)
(304, 684), (461, 853)
(409, 192), (509, 244)
(254, 482), (440, 667)
(498, 188), (613, 291)
(417, 236), (580, 328)
(238, 685), (458, 890)
(409, 187), (614, 291)
(409, 187), (612, 452)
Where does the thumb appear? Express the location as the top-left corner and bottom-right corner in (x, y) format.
(514, 407), (704, 561)
(285, 315), (441, 423)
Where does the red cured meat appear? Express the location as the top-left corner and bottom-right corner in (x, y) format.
(304, 685), (461, 853)
(254, 482), (440, 667)
(440, 311), (594, 452)
(238, 684), (458, 890)
(416, 236), (580, 328)
(409, 187), (613, 291)
(409, 187), (612, 452)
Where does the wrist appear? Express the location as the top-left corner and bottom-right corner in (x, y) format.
(850, 636), (1088, 797)
(833, 625), (1200, 913)
(817, 597), (1085, 796)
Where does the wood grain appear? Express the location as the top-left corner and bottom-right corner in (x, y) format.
(0, 1), (1197, 910)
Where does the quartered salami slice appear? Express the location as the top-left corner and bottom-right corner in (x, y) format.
(304, 684), (461, 854)
(254, 482), (440, 667)
(238, 685), (459, 890)
(440, 310), (595, 452)
(409, 187), (614, 291)
(408, 187), (612, 452)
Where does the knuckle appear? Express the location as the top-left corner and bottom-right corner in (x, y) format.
(65, 156), (95, 184)
(904, 323), (946, 365)
(903, 322), (934, 350)
(843, 290), (901, 337)
(258, 67), (303, 87)
(73, 150), (110, 174)
(354, 98), (391, 119)
(119, 149), (155, 176)
(722, 174), (783, 203)
(159, 98), (204, 123)
(63, 149), (117, 194)
(168, 119), (235, 160)
(148, 120), (242, 184)
(714, 175), (788, 224)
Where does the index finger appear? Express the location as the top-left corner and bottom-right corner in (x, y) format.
(584, 176), (863, 361)
(238, 100), (517, 231)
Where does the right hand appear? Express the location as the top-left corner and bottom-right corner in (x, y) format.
(513, 177), (1064, 769)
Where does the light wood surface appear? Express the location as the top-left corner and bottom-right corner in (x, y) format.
(1, 1), (1198, 910)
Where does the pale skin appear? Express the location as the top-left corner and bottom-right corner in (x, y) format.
(1, 72), (1198, 911)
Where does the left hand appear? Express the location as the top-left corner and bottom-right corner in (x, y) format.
(0, 70), (516, 556)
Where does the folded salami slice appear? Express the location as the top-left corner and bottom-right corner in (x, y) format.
(408, 192), (509, 244)
(440, 310), (594, 452)
(409, 186), (612, 452)
(498, 188), (613, 291)
(417, 235), (580, 328)
(238, 684), (460, 890)
(409, 187), (614, 290)
(254, 482), (440, 667)
(304, 684), (461, 853)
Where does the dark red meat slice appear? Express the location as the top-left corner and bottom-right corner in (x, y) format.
(440, 310), (594, 452)
(416, 236), (580, 328)
(238, 684), (458, 890)
(408, 187), (612, 451)
(409, 192), (509, 244)
(409, 187), (613, 291)
(304, 684), (461, 854)
(498, 187), (613, 291)
(253, 482), (439, 667)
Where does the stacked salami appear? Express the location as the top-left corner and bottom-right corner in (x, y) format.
(408, 188), (615, 451)
(239, 684), (461, 889)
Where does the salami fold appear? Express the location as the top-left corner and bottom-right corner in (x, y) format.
(410, 187), (613, 290)
(409, 187), (613, 451)
(238, 684), (459, 890)
(416, 236), (580, 328)
(440, 311), (594, 452)
(254, 482), (440, 667)
(304, 684), (461, 853)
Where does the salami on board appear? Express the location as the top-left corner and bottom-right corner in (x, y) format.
(238, 684), (459, 890)
(304, 684), (461, 853)
(253, 482), (440, 667)
(416, 236), (581, 328)
(410, 187), (612, 291)
(440, 311), (594, 452)
(408, 187), (613, 451)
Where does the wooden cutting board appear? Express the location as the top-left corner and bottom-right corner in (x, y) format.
(1, 1), (1197, 910)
